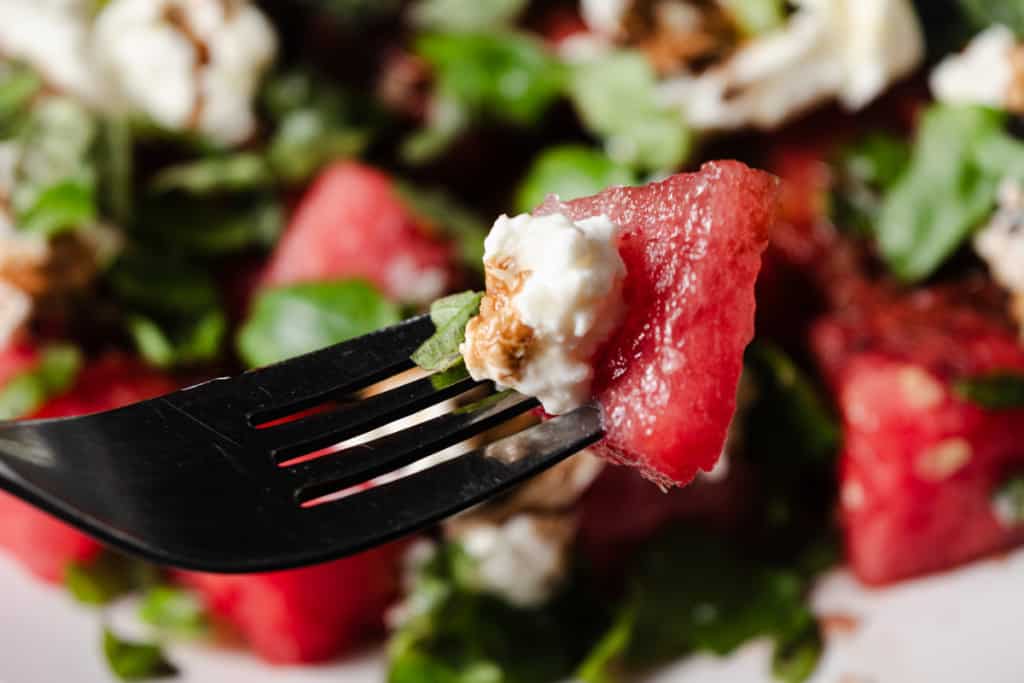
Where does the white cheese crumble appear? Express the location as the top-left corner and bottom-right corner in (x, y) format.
(640, 0), (924, 131)
(0, 0), (277, 147)
(0, 0), (109, 106)
(931, 25), (1019, 111)
(975, 178), (1024, 294)
(461, 211), (627, 415)
(459, 515), (568, 608)
(0, 279), (30, 349)
(94, 0), (278, 146)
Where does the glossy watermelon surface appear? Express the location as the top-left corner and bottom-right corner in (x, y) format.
(539, 161), (775, 486)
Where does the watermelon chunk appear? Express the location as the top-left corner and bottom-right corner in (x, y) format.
(263, 162), (460, 303)
(812, 282), (1024, 584)
(0, 352), (176, 582)
(179, 542), (407, 664)
(539, 161), (775, 486)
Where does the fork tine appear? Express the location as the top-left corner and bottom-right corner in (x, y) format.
(289, 392), (540, 502)
(301, 405), (604, 554)
(260, 374), (483, 462)
(241, 316), (435, 425)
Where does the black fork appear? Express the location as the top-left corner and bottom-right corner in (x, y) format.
(0, 316), (604, 572)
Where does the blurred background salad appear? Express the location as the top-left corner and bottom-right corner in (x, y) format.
(4, 1), (1024, 682)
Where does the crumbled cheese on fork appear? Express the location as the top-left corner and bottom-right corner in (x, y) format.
(461, 211), (627, 415)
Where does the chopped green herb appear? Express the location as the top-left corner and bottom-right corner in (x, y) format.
(409, 0), (528, 31)
(957, 0), (1024, 36)
(411, 291), (483, 372)
(954, 372), (1024, 409)
(454, 388), (515, 414)
(135, 193), (283, 255)
(567, 50), (691, 172)
(771, 615), (824, 683)
(579, 529), (823, 683)
(876, 105), (1011, 282)
(127, 311), (227, 369)
(98, 115), (134, 226)
(238, 280), (402, 367)
(430, 362), (471, 390)
(0, 62), (42, 135)
(102, 628), (177, 681)
(720, 0), (787, 36)
(516, 145), (638, 214)
(65, 553), (153, 606)
(12, 96), (99, 235)
(992, 473), (1024, 524)
(745, 342), (839, 464)
(138, 586), (208, 639)
(407, 31), (565, 162)
(0, 345), (82, 419)
(150, 153), (275, 195)
(830, 132), (911, 236)
(387, 543), (609, 683)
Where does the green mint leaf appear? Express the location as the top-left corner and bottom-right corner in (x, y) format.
(575, 607), (635, 683)
(65, 553), (144, 606)
(957, 0), (1024, 35)
(387, 542), (609, 683)
(17, 178), (97, 236)
(410, 0), (528, 31)
(107, 251), (222, 317)
(268, 109), (367, 184)
(408, 31), (565, 161)
(238, 280), (402, 367)
(771, 616), (823, 683)
(134, 194), (283, 255)
(0, 344), (82, 419)
(876, 105), (1009, 282)
(0, 62), (42, 135)
(12, 96), (98, 233)
(954, 372), (1024, 409)
(150, 153), (274, 195)
(127, 311), (227, 369)
(516, 145), (638, 214)
(720, 0), (787, 36)
(745, 342), (839, 464)
(992, 473), (1024, 525)
(98, 115), (134, 226)
(830, 131), (911, 236)
(411, 291), (483, 372)
(102, 628), (177, 681)
(394, 183), (488, 273)
(138, 586), (209, 639)
(430, 362), (471, 390)
(567, 50), (692, 172)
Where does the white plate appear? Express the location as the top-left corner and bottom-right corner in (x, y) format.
(3, 548), (1023, 683)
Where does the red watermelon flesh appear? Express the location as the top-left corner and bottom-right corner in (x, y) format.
(812, 282), (1024, 584)
(179, 541), (407, 664)
(0, 353), (176, 582)
(538, 161), (775, 486)
(263, 161), (460, 304)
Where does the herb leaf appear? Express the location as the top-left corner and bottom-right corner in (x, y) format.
(150, 153), (274, 195)
(954, 372), (1024, 409)
(567, 51), (691, 172)
(102, 628), (177, 681)
(745, 342), (839, 463)
(238, 280), (402, 367)
(957, 0), (1024, 36)
(410, 0), (528, 31)
(407, 31), (565, 162)
(876, 105), (1009, 282)
(830, 131), (910, 236)
(388, 543), (609, 683)
(138, 586), (208, 639)
(721, 0), (787, 36)
(65, 553), (156, 606)
(992, 473), (1024, 525)
(411, 291), (483, 372)
(0, 345), (82, 419)
(580, 529), (823, 683)
(516, 145), (637, 214)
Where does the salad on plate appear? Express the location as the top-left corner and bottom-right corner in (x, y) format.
(2, 0), (1024, 682)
